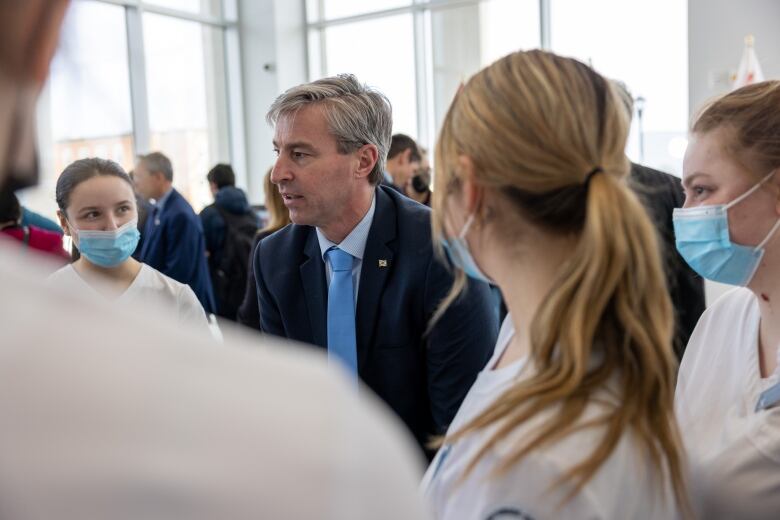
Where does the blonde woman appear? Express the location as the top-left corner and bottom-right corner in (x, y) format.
(674, 81), (780, 518)
(237, 168), (291, 330)
(422, 50), (688, 519)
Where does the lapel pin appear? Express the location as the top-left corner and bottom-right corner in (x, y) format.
(378, 259), (388, 268)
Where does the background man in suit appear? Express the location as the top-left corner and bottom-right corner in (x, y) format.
(255, 74), (498, 454)
(134, 151), (216, 315)
(383, 133), (421, 194)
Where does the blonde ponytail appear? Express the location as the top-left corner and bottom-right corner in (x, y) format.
(431, 50), (690, 515)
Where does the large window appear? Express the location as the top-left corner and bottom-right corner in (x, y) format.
(26, 0), (240, 222)
(143, 12), (230, 209)
(307, 0), (688, 177)
(307, 0), (545, 158)
(323, 14), (418, 137)
(550, 0), (688, 176)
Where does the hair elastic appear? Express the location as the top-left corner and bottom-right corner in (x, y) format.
(585, 166), (604, 187)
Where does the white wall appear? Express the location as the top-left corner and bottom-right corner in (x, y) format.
(689, 0), (780, 115)
(237, 0), (307, 204)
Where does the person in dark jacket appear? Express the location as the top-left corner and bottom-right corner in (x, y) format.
(133, 151), (216, 314)
(614, 81), (706, 358)
(200, 163), (260, 319)
(257, 74), (497, 455)
(629, 162), (706, 358)
(237, 168), (291, 331)
(200, 164), (260, 268)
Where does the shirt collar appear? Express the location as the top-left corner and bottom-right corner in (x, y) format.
(153, 188), (174, 212)
(316, 194), (376, 261)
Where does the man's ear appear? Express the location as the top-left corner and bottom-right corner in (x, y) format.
(355, 144), (379, 180)
(400, 148), (412, 166)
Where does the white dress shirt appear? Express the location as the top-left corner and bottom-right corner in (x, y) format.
(316, 194), (376, 302)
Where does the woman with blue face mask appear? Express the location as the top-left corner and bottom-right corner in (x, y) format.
(423, 50), (689, 519)
(674, 81), (780, 519)
(48, 158), (209, 332)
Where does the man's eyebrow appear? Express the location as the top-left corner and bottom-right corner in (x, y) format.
(286, 141), (316, 150)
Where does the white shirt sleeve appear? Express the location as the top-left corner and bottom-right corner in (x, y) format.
(176, 284), (210, 334)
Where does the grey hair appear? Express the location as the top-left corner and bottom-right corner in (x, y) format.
(138, 151), (173, 182)
(266, 74), (393, 185)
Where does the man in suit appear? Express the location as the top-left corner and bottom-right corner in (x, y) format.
(255, 74), (498, 453)
(134, 151), (216, 314)
(382, 133), (421, 194)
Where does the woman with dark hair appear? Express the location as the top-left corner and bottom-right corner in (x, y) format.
(237, 167), (291, 330)
(48, 158), (209, 331)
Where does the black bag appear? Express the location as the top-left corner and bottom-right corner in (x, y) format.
(212, 206), (259, 320)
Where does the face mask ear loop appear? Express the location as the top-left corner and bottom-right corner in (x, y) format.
(458, 214), (476, 240)
(756, 219), (780, 250)
(725, 170), (777, 210)
(115, 218), (139, 234)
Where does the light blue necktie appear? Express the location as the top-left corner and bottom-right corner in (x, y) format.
(326, 247), (358, 382)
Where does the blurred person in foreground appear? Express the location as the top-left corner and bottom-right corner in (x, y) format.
(0, 2), (430, 518)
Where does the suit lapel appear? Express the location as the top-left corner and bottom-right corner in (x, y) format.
(300, 229), (328, 348)
(356, 188), (396, 360)
(140, 192), (169, 258)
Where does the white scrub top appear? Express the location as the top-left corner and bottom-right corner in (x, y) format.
(422, 315), (679, 520)
(48, 263), (208, 332)
(676, 287), (780, 519)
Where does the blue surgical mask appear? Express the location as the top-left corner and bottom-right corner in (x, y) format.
(73, 218), (141, 268)
(673, 171), (780, 286)
(440, 214), (492, 284)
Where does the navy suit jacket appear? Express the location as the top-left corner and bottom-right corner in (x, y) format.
(254, 186), (498, 451)
(139, 188), (215, 314)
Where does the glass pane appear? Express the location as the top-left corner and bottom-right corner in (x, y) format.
(480, 0), (540, 65)
(142, 0), (223, 18)
(430, 4), (481, 139)
(551, 0), (688, 175)
(323, 14), (418, 138)
(28, 0), (134, 221)
(320, 0), (411, 21)
(143, 13), (230, 211)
